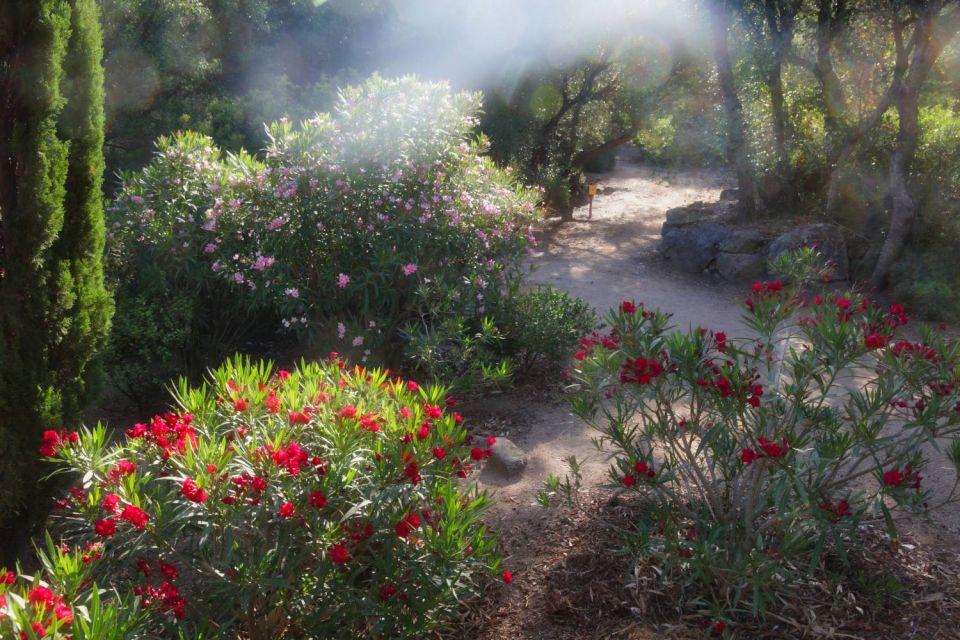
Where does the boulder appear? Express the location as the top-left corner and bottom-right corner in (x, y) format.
(661, 222), (732, 274)
(718, 228), (767, 254)
(719, 188), (740, 202)
(490, 438), (527, 478)
(716, 252), (766, 281)
(660, 202), (739, 274)
(768, 223), (849, 280)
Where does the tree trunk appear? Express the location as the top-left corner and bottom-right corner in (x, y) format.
(871, 4), (960, 288)
(764, 0), (798, 201)
(815, 0), (849, 151)
(710, 0), (756, 216)
(768, 57), (793, 197)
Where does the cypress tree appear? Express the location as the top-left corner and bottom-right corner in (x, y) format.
(0, 0), (112, 563)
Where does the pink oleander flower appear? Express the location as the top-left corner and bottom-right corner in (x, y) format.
(338, 273), (350, 288)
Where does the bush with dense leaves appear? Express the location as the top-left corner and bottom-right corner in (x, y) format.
(106, 76), (541, 402)
(500, 285), (597, 375)
(39, 354), (504, 639)
(569, 251), (960, 623)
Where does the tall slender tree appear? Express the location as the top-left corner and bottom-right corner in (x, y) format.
(0, 0), (112, 564)
(709, 0), (758, 215)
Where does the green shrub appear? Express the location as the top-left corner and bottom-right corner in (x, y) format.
(569, 252), (960, 623)
(500, 285), (597, 375)
(41, 355), (505, 638)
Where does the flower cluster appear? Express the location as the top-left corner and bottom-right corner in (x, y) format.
(39, 429), (78, 458)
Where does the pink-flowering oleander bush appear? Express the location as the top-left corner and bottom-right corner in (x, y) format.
(42, 354), (503, 639)
(107, 76), (540, 401)
(569, 252), (960, 620)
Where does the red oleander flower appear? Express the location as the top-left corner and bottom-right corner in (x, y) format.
(102, 493), (120, 514)
(424, 404), (442, 420)
(433, 447), (447, 460)
(864, 332), (885, 350)
(279, 501), (296, 518)
(502, 571), (513, 584)
(883, 468), (905, 487)
(181, 477), (207, 503)
(338, 405), (357, 419)
(309, 490), (327, 508)
(233, 398), (248, 412)
(378, 584), (398, 601)
(53, 601), (73, 624)
(404, 461), (421, 485)
(758, 437), (783, 458)
(120, 504), (150, 530)
(620, 300), (637, 314)
(714, 331), (727, 352)
(27, 586), (56, 609)
(39, 430), (61, 457)
(94, 518), (117, 538)
(620, 355), (666, 385)
(740, 448), (758, 464)
(622, 474), (637, 487)
(288, 410), (310, 424)
(265, 393), (280, 414)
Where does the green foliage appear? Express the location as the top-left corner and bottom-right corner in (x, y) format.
(401, 315), (514, 394)
(890, 247), (960, 321)
(569, 250), (960, 619)
(43, 355), (503, 638)
(0, 0), (112, 559)
(482, 48), (651, 211)
(99, 0), (387, 175)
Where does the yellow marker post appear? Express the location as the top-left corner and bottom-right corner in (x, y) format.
(587, 182), (598, 219)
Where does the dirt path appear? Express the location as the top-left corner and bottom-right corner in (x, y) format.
(468, 150), (960, 633)
(473, 153), (746, 559)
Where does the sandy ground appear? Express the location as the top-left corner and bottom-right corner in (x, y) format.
(471, 149), (960, 580)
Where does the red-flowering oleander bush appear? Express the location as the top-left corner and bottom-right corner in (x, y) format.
(569, 251), (960, 621)
(40, 355), (503, 639)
